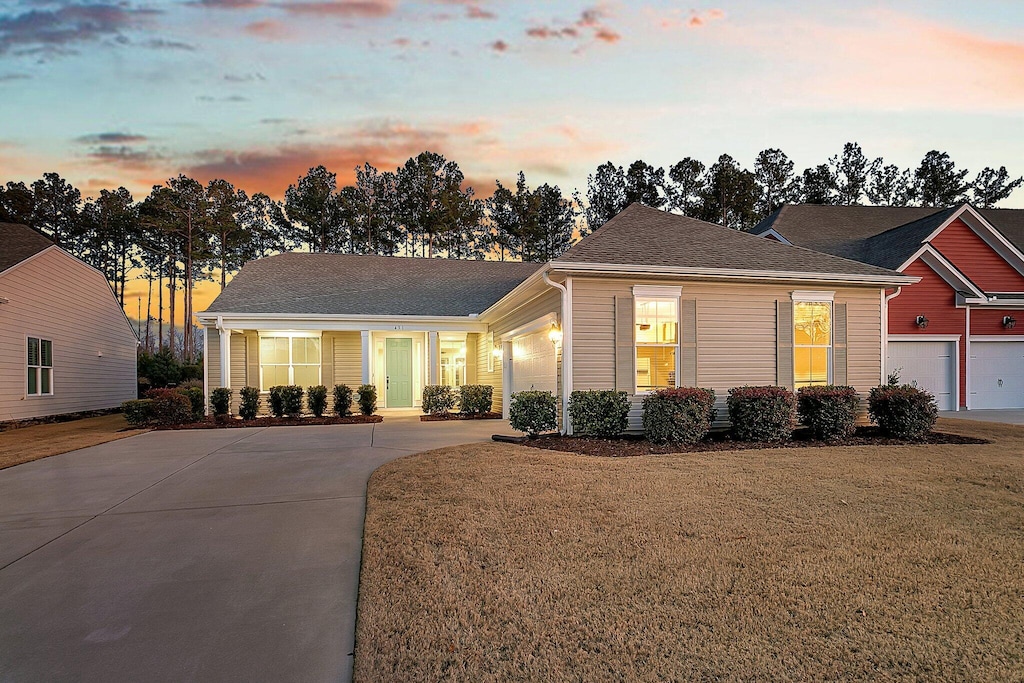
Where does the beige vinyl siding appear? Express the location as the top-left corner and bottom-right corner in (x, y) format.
(571, 277), (885, 430)
(331, 332), (362, 388)
(473, 332), (502, 413)
(207, 330), (221, 389)
(228, 333), (246, 412)
(0, 248), (138, 421)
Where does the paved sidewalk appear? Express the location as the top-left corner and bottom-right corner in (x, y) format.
(0, 417), (505, 683)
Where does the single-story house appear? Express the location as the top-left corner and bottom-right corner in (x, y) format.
(754, 203), (1024, 410)
(0, 222), (138, 422)
(198, 203), (916, 432)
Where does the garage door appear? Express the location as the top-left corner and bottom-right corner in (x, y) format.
(887, 341), (955, 411)
(511, 331), (557, 394)
(970, 342), (1024, 409)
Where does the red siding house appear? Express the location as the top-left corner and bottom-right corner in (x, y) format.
(754, 204), (1024, 411)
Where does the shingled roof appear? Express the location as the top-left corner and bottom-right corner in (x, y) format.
(204, 253), (543, 316)
(753, 204), (1024, 269)
(555, 203), (903, 278)
(0, 223), (54, 274)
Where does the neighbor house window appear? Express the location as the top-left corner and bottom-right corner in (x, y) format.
(794, 301), (832, 388)
(635, 297), (678, 392)
(260, 334), (321, 390)
(439, 339), (467, 388)
(27, 337), (53, 396)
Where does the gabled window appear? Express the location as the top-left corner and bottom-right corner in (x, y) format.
(27, 337), (53, 396)
(635, 296), (678, 392)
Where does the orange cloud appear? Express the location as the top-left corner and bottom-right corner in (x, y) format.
(278, 0), (397, 17)
(244, 19), (292, 40)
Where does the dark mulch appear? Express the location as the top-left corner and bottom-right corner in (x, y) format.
(520, 427), (989, 457)
(420, 412), (503, 422)
(155, 414), (383, 430)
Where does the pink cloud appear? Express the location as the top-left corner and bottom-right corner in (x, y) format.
(490, 39), (508, 52)
(244, 19), (292, 40)
(277, 0), (397, 17)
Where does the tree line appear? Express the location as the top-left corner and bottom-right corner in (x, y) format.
(0, 144), (1019, 361)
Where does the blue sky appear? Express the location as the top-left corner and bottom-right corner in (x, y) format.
(2, 0), (1022, 206)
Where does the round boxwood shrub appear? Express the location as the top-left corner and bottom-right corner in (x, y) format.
(357, 384), (378, 416)
(797, 385), (859, 442)
(210, 387), (232, 418)
(569, 390), (630, 437)
(121, 399), (154, 427)
(459, 385), (494, 415)
(280, 385), (304, 417)
(145, 388), (193, 426)
(307, 385), (328, 417)
(422, 385), (456, 416)
(727, 385), (796, 442)
(239, 386), (261, 420)
(333, 384), (354, 417)
(868, 384), (938, 439)
(642, 387), (717, 445)
(510, 390), (557, 437)
(268, 386), (286, 418)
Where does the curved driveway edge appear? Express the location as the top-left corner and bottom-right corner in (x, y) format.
(0, 417), (505, 683)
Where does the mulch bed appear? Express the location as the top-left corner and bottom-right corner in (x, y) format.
(155, 414), (383, 430)
(420, 412), (503, 422)
(518, 427), (989, 457)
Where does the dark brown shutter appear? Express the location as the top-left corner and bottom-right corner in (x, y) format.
(777, 300), (794, 389)
(680, 298), (697, 387)
(833, 302), (848, 386)
(615, 295), (634, 394)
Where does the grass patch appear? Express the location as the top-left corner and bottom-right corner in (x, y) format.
(0, 413), (146, 470)
(355, 419), (1024, 682)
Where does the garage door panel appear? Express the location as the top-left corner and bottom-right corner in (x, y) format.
(887, 341), (955, 411)
(511, 331), (557, 395)
(970, 342), (1024, 409)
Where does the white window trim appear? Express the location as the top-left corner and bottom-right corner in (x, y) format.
(634, 294), (681, 395)
(793, 300), (833, 388)
(257, 332), (323, 390)
(26, 336), (54, 398)
(791, 290), (835, 302)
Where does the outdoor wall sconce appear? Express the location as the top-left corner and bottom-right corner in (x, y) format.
(491, 346), (503, 360)
(1003, 315), (1017, 330)
(915, 315), (929, 329)
(548, 322), (563, 345)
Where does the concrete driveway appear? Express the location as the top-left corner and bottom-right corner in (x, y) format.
(939, 409), (1024, 425)
(0, 416), (506, 683)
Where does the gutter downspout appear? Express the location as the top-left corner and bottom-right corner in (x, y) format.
(543, 271), (572, 435)
(882, 287), (902, 385)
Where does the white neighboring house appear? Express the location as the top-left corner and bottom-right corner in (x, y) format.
(0, 222), (138, 421)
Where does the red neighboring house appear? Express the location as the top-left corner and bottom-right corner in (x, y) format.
(754, 203), (1024, 411)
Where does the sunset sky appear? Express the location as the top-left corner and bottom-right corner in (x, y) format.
(2, 0), (1023, 321)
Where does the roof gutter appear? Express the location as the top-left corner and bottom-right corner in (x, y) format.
(548, 261), (918, 286)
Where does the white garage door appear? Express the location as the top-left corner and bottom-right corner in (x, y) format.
(887, 341), (955, 411)
(970, 342), (1024, 409)
(511, 331), (557, 394)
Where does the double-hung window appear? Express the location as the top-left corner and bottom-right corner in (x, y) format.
(635, 295), (679, 392)
(259, 334), (321, 390)
(27, 337), (53, 396)
(794, 300), (832, 388)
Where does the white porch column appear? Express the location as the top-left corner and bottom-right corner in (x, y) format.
(361, 330), (371, 385)
(218, 327), (231, 389)
(501, 340), (513, 419)
(428, 331), (440, 385)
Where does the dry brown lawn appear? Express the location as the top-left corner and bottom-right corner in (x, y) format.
(355, 419), (1024, 682)
(0, 414), (146, 470)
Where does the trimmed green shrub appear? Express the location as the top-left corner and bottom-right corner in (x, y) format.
(307, 385), (328, 417)
(569, 390), (630, 437)
(510, 390), (557, 437)
(642, 387), (717, 445)
(797, 385), (859, 442)
(333, 384), (353, 417)
(280, 385), (304, 417)
(122, 399), (153, 427)
(177, 385), (205, 421)
(727, 385), (796, 442)
(868, 384), (937, 439)
(239, 386), (261, 420)
(210, 387), (232, 417)
(459, 384), (494, 415)
(268, 386), (286, 418)
(357, 384), (377, 416)
(422, 385), (456, 415)
(146, 388), (193, 426)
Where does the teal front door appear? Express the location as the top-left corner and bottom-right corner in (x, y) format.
(385, 338), (414, 408)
